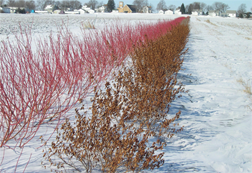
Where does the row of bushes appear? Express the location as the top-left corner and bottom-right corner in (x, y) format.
(42, 17), (190, 172)
(0, 17), (186, 149)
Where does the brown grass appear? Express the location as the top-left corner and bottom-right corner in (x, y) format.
(205, 19), (217, 26)
(245, 37), (252, 40)
(42, 18), (190, 172)
(237, 78), (252, 95)
(82, 21), (95, 29)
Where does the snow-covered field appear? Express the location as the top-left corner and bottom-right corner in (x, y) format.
(0, 13), (251, 172)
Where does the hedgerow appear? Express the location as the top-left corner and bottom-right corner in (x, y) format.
(42, 17), (190, 172)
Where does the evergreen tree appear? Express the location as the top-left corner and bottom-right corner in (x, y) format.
(180, 3), (185, 14)
(107, 0), (115, 12)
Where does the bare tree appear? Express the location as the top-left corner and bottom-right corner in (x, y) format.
(25, 0), (35, 10)
(200, 2), (206, 11)
(97, 1), (103, 7)
(206, 5), (213, 12)
(7, 0), (16, 6)
(212, 2), (229, 13)
(54, 0), (60, 7)
(133, 0), (144, 12)
(70, 0), (81, 9)
(15, 0), (25, 7)
(185, 4), (193, 14)
(36, 0), (53, 10)
(143, 0), (148, 6)
(85, 0), (98, 10)
(237, 3), (246, 17)
(0, 0), (4, 6)
(148, 3), (153, 12)
(192, 2), (200, 10)
(156, 0), (166, 11)
(60, 0), (70, 10)
(167, 4), (176, 11)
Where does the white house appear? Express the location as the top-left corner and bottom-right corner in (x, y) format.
(192, 11), (198, 16)
(226, 10), (236, 17)
(44, 5), (56, 13)
(76, 9), (86, 14)
(159, 10), (164, 14)
(142, 6), (151, 13)
(192, 9), (203, 16)
(111, 10), (118, 13)
(208, 10), (220, 17)
(95, 5), (106, 13)
(82, 5), (95, 13)
(9, 7), (25, 13)
(165, 10), (173, 15)
(174, 8), (181, 15)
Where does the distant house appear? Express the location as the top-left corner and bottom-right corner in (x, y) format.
(226, 10), (236, 17)
(66, 7), (74, 11)
(165, 10), (173, 15)
(88, 9), (95, 14)
(95, 5), (107, 13)
(9, 7), (26, 13)
(82, 5), (94, 13)
(0, 7), (10, 13)
(75, 9), (86, 14)
(142, 6), (151, 13)
(53, 10), (61, 14)
(208, 10), (220, 17)
(159, 10), (164, 14)
(118, 1), (137, 13)
(192, 9), (203, 15)
(192, 11), (198, 16)
(245, 12), (252, 18)
(44, 5), (57, 13)
(174, 7), (181, 15)
(112, 10), (118, 13)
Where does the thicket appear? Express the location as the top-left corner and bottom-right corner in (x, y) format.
(42, 17), (190, 172)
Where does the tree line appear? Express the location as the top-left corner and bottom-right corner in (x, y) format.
(156, 1), (229, 14)
(0, 0), (115, 11)
(0, 0), (251, 16)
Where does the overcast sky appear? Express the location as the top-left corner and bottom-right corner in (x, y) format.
(82, 0), (252, 12)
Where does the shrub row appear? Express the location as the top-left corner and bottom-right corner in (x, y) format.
(42, 17), (190, 172)
(0, 17), (187, 149)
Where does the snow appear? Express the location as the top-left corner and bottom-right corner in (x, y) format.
(0, 13), (252, 172)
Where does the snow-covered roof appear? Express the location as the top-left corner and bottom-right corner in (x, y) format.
(44, 5), (54, 10)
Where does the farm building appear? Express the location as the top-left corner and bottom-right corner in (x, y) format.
(159, 10), (164, 14)
(165, 10), (173, 15)
(118, 1), (137, 13)
(226, 10), (236, 17)
(44, 5), (57, 13)
(209, 10), (220, 17)
(8, 7), (26, 13)
(142, 6), (151, 13)
(174, 8), (181, 15)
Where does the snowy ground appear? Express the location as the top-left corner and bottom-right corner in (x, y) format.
(0, 13), (251, 172)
